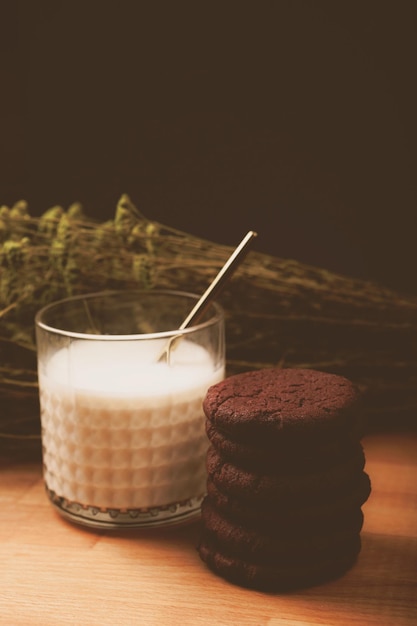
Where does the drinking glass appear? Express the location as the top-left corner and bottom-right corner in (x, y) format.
(35, 290), (225, 528)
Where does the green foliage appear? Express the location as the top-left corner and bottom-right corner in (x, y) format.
(1, 194), (417, 445)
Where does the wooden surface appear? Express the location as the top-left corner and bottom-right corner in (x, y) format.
(1, 432), (417, 626)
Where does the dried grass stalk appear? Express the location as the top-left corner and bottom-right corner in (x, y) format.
(1, 194), (416, 455)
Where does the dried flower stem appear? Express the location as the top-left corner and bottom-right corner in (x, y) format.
(1, 194), (416, 452)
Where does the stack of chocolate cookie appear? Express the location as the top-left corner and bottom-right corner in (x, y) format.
(198, 368), (371, 591)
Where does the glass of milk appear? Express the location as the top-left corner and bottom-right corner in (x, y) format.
(35, 290), (225, 528)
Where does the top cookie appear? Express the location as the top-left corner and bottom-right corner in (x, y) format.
(203, 368), (362, 443)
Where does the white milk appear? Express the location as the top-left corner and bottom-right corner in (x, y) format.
(39, 339), (224, 510)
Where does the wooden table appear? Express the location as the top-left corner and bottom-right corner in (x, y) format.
(1, 432), (416, 626)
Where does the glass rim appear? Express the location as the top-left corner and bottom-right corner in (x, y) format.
(35, 289), (224, 341)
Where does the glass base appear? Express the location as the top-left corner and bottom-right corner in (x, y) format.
(46, 486), (204, 529)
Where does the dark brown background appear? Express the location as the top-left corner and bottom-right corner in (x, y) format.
(2, 1), (416, 293)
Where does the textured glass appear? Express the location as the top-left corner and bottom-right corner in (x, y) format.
(36, 290), (225, 528)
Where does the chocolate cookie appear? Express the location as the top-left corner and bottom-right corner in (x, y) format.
(206, 472), (371, 533)
(198, 368), (371, 591)
(198, 533), (361, 591)
(206, 443), (366, 504)
(203, 368), (363, 445)
(206, 419), (363, 474)
(200, 497), (364, 565)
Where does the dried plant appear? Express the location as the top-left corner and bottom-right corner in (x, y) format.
(1, 194), (416, 455)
